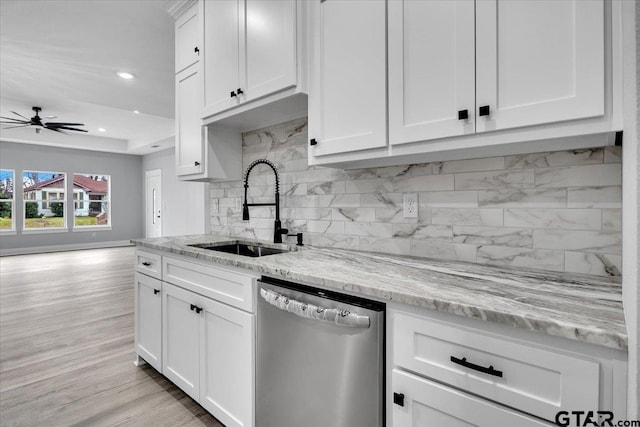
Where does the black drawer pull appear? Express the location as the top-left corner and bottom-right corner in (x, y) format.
(194, 46), (199, 55)
(450, 356), (503, 378)
(141, 261), (151, 266)
(393, 392), (405, 407)
(230, 90), (237, 98)
(479, 105), (491, 116)
(190, 304), (202, 314)
(153, 289), (160, 295)
(458, 109), (468, 120)
(309, 138), (317, 146)
(194, 161), (200, 166)
(237, 88), (244, 95)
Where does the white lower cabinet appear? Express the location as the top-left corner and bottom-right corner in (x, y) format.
(162, 282), (201, 401)
(393, 369), (550, 427)
(389, 307), (627, 427)
(199, 293), (254, 427)
(134, 272), (162, 372)
(162, 281), (255, 427)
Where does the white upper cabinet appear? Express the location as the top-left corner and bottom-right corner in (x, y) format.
(475, 0), (605, 132)
(175, 3), (200, 73)
(308, 0), (387, 157)
(175, 65), (204, 176)
(245, 0), (297, 101)
(201, 0), (297, 118)
(388, 0), (475, 145)
(310, 0), (616, 168)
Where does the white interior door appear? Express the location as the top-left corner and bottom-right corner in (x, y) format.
(145, 169), (162, 238)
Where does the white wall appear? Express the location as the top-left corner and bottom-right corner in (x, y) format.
(622, 0), (639, 417)
(142, 147), (208, 237)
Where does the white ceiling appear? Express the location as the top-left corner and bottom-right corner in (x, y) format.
(0, 0), (177, 155)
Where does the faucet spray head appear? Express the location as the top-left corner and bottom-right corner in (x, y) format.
(242, 201), (250, 221)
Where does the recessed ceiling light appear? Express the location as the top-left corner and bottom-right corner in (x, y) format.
(133, 110), (140, 114)
(117, 71), (134, 79)
(98, 128), (106, 132)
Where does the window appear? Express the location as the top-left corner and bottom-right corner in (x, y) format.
(23, 171), (66, 229)
(73, 174), (110, 227)
(0, 169), (15, 231)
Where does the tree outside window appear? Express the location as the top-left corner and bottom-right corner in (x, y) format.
(0, 169), (15, 231)
(73, 174), (110, 227)
(23, 171), (66, 229)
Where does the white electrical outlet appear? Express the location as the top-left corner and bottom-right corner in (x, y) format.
(403, 193), (418, 218)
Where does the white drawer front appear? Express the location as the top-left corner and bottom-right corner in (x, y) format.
(393, 311), (599, 422)
(136, 250), (162, 279)
(392, 369), (552, 427)
(163, 256), (257, 312)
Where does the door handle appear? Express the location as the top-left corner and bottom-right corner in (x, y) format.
(450, 356), (503, 377)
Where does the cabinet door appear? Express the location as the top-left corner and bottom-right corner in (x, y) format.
(175, 65), (204, 176)
(475, 0), (604, 132)
(392, 370), (551, 427)
(199, 297), (255, 427)
(202, 0), (241, 116)
(162, 282), (200, 401)
(175, 3), (199, 73)
(134, 273), (162, 372)
(243, 0), (296, 102)
(388, 0), (475, 145)
(308, 0), (387, 156)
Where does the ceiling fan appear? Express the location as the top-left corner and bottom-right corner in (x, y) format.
(0, 106), (87, 134)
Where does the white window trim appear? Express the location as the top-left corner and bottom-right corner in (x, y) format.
(72, 173), (111, 229)
(0, 168), (16, 233)
(22, 171), (68, 232)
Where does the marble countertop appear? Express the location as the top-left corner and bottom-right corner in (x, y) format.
(131, 234), (626, 351)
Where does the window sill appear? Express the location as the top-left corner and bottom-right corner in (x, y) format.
(73, 226), (112, 233)
(0, 230), (17, 236)
(21, 228), (68, 235)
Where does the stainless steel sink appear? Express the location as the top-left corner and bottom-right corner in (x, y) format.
(189, 241), (292, 257)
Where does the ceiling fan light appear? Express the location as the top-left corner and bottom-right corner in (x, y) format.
(117, 71), (134, 80)
(133, 110), (140, 114)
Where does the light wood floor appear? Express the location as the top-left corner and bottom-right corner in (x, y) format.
(0, 246), (223, 426)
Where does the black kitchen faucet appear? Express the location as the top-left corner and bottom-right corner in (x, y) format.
(242, 159), (288, 244)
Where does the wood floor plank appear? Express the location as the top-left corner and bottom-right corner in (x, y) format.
(0, 247), (223, 426)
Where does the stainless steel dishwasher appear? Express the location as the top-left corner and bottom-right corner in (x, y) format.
(257, 276), (385, 427)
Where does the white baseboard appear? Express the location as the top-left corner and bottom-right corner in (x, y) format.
(0, 240), (134, 256)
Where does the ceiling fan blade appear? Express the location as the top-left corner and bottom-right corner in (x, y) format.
(45, 122), (85, 127)
(10, 111), (28, 120)
(45, 125), (87, 132)
(45, 127), (66, 133)
(0, 116), (29, 123)
(45, 115), (58, 119)
(2, 124), (31, 129)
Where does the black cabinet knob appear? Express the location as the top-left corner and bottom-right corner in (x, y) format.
(194, 47), (199, 55)
(458, 109), (468, 120)
(194, 161), (200, 166)
(237, 88), (244, 95)
(393, 392), (405, 407)
(479, 105), (491, 116)
(141, 261), (151, 266)
(309, 138), (317, 146)
(153, 289), (160, 295)
(230, 91), (237, 98)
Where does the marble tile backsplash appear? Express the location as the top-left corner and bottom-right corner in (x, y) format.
(208, 118), (623, 277)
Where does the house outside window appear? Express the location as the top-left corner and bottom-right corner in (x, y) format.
(0, 169), (15, 231)
(23, 171), (67, 229)
(73, 174), (110, 227)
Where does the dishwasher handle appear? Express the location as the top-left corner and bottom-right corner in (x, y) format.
(260, 288), (370, 329)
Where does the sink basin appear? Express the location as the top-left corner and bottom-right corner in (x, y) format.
(189, 242), (291, 257)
